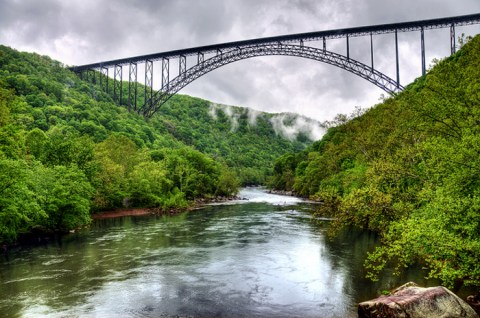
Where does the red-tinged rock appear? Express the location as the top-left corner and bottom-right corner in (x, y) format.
(358, 282), (479, 318)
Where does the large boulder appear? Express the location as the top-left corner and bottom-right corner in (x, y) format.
(358, 282), (479, 318)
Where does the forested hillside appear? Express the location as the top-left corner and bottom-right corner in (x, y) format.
(270, 35), (480, 289)
(150, 98), (319, 185)
(0, 45), (316, 244)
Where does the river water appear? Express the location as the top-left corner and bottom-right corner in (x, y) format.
(0, 188), (436, 317)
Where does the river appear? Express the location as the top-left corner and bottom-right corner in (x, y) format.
(0, 187), (437, 317)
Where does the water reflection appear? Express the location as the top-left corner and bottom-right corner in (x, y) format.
(0, 188), (440, 317)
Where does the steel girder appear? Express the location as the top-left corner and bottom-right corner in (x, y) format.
(69, 13), (480, 118)
(141, 43), (403, 118)
(71, 13), (480, 72)
(113, 65), (122, 105)
(128, 62), (138, 111)
(144, 60), (153, 109)
(100, 67), (109, 93)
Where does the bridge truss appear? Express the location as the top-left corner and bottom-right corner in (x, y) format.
(71, 13), (480, 118)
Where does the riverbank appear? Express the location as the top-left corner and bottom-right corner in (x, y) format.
(92, 208), (154, 219)
(92, 195), (243, 220)
(0, 196), (243, 253)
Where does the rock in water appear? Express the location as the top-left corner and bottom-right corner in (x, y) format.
(467, 293), (480, 316)
(358, 282), (479, 318)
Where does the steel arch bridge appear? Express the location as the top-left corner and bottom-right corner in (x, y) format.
(71, 13), (480, 118)
(147, 43), (402, 118)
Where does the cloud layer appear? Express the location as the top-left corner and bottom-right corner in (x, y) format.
(1, 0), (479, 121)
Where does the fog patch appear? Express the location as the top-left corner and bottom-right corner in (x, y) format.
(208, 102), (327, 142)
(269, 113), (326, 141)
(208, 102), (240, 132)
(208, 103), (218, 120)
(247, 108), (261, 126)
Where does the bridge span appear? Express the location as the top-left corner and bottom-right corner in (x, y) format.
(70, 13), (480, 118)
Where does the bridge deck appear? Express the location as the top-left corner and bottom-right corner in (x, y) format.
(71, 13), (480, 72)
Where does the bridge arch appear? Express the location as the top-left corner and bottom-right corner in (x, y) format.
(72, 14), (480, 118)
(143, 43), (403, 117)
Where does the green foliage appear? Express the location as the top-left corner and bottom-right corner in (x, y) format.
(0, 44), (250, 243)
(215, 167), (240, 197)
(268, 152), (305, 191)
(0, 159), (44, 242)
(152, 97), (313, 185)
(271, 35), (480, 288)
(127, 161), (172, 208)
(0, 42), (314, 244)
(0, 87), (12, 126)
(32, 164), (94, 231)
(0, 159), (93, 242)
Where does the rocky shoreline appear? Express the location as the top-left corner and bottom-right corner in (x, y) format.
(267, 189), (296, 196)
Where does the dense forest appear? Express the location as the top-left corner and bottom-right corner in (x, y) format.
(270, 35), (480, 289)
(150, 99), (318, 185)
(0, 44), (318, 244)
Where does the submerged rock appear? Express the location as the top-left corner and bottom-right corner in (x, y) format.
(358, 282), (479, 318)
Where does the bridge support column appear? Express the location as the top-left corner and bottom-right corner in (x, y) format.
(179, 55), (187, 78)
(395, 30), (400, 87)
(128, 62), (138, 111)
(89, 69), (96, 84)
(370, 33), (374, 71)
(114, 64), (123, 105)
(100, 67), (109, 94)
(83, 70), (90, 83)
(197, 52), (204, 64)
(83, 70), (92, 82)
(162, 58), (169, 90)
(346, 35), (350, 60)
(421, 27), (426, 76)
(450, 24), (456, 54)
(145, 59), (153, 109)
(323, 36), (326, 52)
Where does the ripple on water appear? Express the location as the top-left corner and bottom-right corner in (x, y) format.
(41, 258), (66, 266)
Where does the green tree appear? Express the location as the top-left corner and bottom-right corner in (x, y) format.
(25, 128), (48, 160)
(33, 164), (94, 231)
(0, 159), (44, 242)
(127, 161), (173, 207)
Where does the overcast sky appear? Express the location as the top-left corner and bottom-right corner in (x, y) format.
(1, 0), (479, 121)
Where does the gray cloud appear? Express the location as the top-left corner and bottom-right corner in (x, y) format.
(1, 0), (479, 121)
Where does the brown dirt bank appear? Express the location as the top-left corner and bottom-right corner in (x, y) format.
(92, 208), (154, 219)
(92, 196), (242, 220)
